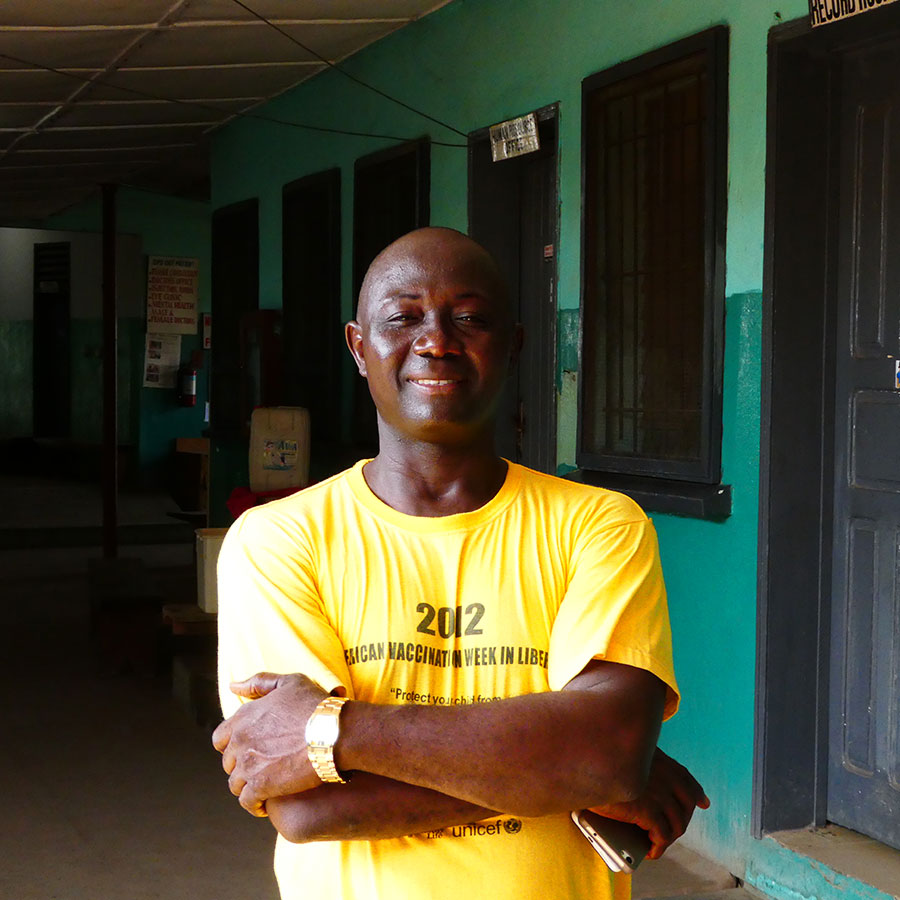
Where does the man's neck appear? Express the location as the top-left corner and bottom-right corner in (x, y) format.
(362, 438), (508, 518)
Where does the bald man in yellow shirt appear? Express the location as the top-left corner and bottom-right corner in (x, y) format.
(213, 227), (708, 900)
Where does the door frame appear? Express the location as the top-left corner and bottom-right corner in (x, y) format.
(466, 103), (559, 473)
(756, 5), (900, 837)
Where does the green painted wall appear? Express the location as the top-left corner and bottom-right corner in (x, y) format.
(0, 319), (31, 436)
(747, 837), (897, 900)
(2, 316), (144, 456)
(68, 317), (140, 446)
(209, 2), (888, 898)
(655, 289), (762, 873)
(46, 188), (211, 484)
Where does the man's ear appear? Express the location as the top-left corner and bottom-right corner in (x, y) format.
(345, 320), (368, 377)
(508, 323), (524, 375)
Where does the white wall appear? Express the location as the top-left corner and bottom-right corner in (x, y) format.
(0, 227), (143, 320)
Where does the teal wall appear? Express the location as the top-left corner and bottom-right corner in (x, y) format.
(209, 2), (889, 898)
(746, 837), (898, 900)
(68, 317), (141, 446)
(46, 188), (211, 484)
(655, 289), (763, 873)
(0, 319), (31, 436)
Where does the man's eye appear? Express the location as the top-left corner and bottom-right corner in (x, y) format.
(457, 314), (488, 325)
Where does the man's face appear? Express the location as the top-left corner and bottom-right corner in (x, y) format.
(346, 229), (520, 445)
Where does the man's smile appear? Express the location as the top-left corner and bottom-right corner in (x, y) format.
(407, 377), (463, 388)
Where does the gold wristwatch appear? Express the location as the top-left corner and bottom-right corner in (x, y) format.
(305, 695), (349, 783)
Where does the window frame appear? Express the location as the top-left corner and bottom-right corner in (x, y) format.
(577, 26), (729, 488)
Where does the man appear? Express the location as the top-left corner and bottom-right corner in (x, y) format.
(213, 227), (708, 899)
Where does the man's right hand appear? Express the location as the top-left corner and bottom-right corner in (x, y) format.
(212, 671), (330, 816)
(588, 748), (709, 860)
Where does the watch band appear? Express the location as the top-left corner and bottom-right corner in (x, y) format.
(305, 695), (349, 784)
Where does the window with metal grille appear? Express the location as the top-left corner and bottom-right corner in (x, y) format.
(579, 28), (727, 484)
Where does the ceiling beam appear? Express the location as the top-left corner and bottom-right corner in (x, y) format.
(0, 0), (199, 161)
(0, 18), (411, 32)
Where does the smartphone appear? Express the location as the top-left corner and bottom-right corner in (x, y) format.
(570, 809), (652, 874)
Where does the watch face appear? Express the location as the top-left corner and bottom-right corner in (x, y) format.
(306, 710), (340, 747)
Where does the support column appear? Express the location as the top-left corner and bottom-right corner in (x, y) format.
(102, 183), (118, 559)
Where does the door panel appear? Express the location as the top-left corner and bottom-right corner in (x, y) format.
(828, 38), (900, 849)
(469, 113), (558, 474)
(210, 199), (259, 439)
(851, 391), (900, 490)
(841, 517), (877, 775)
(282, 169), (342, 460)
(32, 242), (71, 439)
(850, 102), (890, 357)
(517, 143), (557, 472)
(351, 140), (430, 451)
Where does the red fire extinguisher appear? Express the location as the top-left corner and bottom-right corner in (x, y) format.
(178, 364), (197, 407)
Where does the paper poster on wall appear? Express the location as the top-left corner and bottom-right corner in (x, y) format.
(202, 313), (212, 349)
(146, 256), (199, 334)
(143, 333), (181, 388)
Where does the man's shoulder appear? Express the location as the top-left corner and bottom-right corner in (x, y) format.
(511, 463), (649, 529)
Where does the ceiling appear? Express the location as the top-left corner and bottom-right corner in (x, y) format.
(0, 0), (452, 223)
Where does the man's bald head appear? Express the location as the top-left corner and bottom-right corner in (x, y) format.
(344, 225), (523, 447)
(356, 227), (510, 324)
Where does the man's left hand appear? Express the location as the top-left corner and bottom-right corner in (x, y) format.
(212, 672), (328, 816)
(588, 747), (709, 860)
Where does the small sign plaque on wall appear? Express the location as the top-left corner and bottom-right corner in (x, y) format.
(490, 112), (540, 162)
(809, 0), (899, 28)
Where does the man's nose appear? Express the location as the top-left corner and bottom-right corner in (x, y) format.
(412, 314), (462, 357)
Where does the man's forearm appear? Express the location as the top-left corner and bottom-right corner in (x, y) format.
(334, 665), (665, 818)
(267, 773), (496, 843)
(216, 662), (666, 819)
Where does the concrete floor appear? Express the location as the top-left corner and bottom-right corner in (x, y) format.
(0, 476), (747, 900)
(634, 848), (742, 899)
(0, 474), (178, 528)
(0, 544), (280, 900)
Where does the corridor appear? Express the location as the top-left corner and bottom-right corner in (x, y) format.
(0, 542), (279, 900)
(0, 473), (741, 900)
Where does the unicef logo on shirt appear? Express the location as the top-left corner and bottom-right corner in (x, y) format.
(449, 819), (523, 838)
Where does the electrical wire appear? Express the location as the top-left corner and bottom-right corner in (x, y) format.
(0, 51), (468, 148)
(229, 0), (467, 138)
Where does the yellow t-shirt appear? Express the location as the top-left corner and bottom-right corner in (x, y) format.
(217, 460), (679, 900)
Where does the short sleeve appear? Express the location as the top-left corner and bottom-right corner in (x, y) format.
(547, 510), (679, 719)
(216, 507), (353, 719)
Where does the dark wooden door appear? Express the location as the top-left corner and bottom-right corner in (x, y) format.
(469, 113), (558, 473)
(32, 242), (71, 439)
(828, 37), (900, 849)
(351, 140), (430, 450)
(282, 169), (342, 463)
(211, 199), (259, 439)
